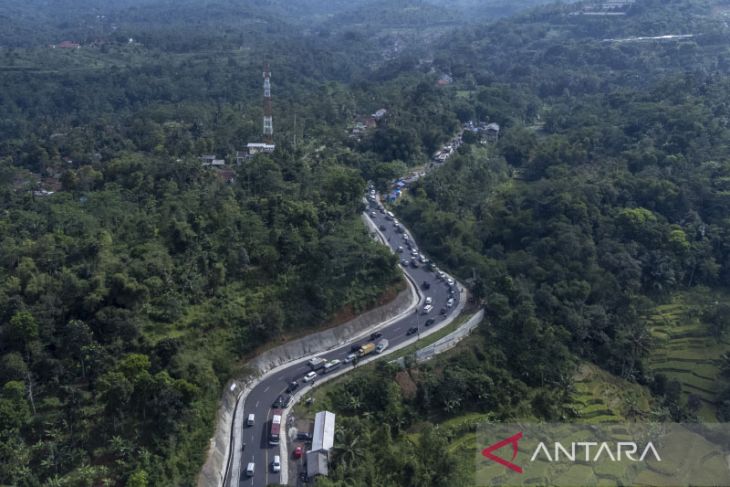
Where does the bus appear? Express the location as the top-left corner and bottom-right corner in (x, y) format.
(269, 409), (283, 445)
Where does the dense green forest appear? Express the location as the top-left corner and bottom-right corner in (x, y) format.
(309, 1), (730, 485)
(0, 1), (431, 485)
(2, 0), (730, 485)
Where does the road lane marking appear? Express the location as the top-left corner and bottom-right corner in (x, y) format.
(255, 401), (259, 408)
(263, 385), (270, 392)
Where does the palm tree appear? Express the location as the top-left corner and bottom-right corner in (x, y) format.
(334, 427), (364, 469)
(346, 394), (363, 413)
(443, 397), (462, 414)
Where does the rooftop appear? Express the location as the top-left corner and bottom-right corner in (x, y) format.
(311, 411), (335, 452)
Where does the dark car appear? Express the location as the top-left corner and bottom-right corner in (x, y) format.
(351, 343), (361, 352)
(273, 394), (291, 408)
(370, 332), (383, 341)
(379, 224), (386, 231)
(440, 308), (447, 315)
(400, 259), (409, 266)
(425, 318), (435, 327)
(297, 432), (312, 441)
(406, 327), (418, 336)
(410, 260), (419, 268)
(286, 381), (299, 393)
(422, 281), (431, 290)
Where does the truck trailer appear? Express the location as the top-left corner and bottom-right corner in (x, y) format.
(358, 343), (375, 357)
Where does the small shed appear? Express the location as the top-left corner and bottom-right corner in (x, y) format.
(485, 123), (501, 141)
(306, 450), (329, 478)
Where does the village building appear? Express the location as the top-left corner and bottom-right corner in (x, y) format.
(306, 411), (336, 479)
(485, 122), (500, 142)
(200, 155), (225, 167)
(246, 143), (276, 156)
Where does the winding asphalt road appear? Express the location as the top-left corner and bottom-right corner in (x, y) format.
(232, 198), (461, 487)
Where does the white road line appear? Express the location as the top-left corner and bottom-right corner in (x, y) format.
(263, 385), (270, 392)
(255, 401), (259, 408)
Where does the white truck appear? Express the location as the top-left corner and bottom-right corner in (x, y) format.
(307, 357), (327, 370)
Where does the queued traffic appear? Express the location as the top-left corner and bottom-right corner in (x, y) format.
(233, 187), (461, 487)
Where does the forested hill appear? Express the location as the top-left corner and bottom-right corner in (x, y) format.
(430, 0), (730, 96)
(309, 1), (730, 484)
(393, 0), (730, 420)
(0, 1), (411, 484)
(0, 0), (581, 48)
(3, 0), (730, 485)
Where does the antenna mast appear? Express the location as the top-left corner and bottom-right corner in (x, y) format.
(263, 63), (273, 144)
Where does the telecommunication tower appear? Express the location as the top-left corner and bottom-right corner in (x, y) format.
(263, 63), (273, 143)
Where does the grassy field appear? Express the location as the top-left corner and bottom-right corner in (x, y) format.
(645, 288), (730, 420)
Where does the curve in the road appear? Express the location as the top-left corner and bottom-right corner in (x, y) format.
(227, 196), (465, 487)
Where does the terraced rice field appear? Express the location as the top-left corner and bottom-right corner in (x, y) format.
(570, 363), (653, 423)
(646, 290), (730, 420)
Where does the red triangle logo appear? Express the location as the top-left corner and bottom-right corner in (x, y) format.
(481, 432), (523, 473)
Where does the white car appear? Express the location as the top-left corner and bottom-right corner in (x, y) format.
(272, 455), (281, 473)
(423, 304), (433, 314)
(425, 296), (432, 305)
(344, 353), (357, 363)
(446, 278), (454, 286)
(303, 371), (317, 383)
(447, 298), (455, 308)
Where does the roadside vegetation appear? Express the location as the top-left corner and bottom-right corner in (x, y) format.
(1, 0), (730, 485)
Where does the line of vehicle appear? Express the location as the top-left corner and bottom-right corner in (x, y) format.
(228, 189), (463, 487)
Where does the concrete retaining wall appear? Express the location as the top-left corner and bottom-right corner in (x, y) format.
(415, 309), (484, 363)
(197, 283), (415, 487)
